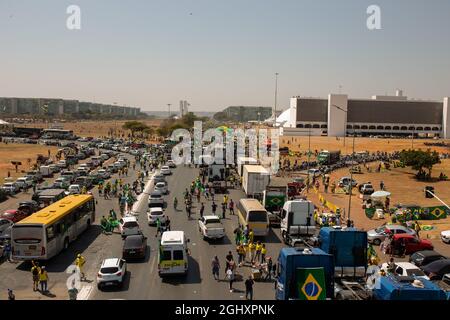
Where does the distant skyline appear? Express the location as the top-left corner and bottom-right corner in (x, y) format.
(1, 0), (449, 111)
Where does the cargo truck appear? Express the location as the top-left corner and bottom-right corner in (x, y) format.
(317, 150), (341, 165)
(237, 157), (258, 177)
(242, 165), (270, 199)
(280, 200), (315, 245)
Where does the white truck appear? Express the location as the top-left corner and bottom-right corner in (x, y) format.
(198, 216), (225, 241)
(242, 165), (270, 198)
(237, 156), (258, 177)
(280, 199), (315, 245)
(39, 165), (53, 178)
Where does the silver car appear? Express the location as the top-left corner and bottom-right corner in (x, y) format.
(367, 224), (416, 245)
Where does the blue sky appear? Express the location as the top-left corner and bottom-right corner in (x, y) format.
(1, 0), (449, 111)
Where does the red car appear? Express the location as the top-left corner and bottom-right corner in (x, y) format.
(387, 234), (433, 256)
(0, 210), (29, 223)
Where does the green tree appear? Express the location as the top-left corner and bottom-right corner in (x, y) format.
(399, 149), (441, 180)
(122, 121), (149, 137)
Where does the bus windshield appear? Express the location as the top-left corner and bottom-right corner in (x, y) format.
(248, 211), (268, 222)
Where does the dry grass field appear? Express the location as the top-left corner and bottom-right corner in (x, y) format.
(0, 144), (59, 182)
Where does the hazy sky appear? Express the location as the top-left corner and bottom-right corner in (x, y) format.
(1, 0), (449, 111)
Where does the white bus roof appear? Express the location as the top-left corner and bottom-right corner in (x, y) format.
(243, 165), (269, 174)
(161, 231), (185, 245)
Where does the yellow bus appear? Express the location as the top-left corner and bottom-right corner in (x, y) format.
(11, 194), (95, 261)
(237, 199), (269, 237)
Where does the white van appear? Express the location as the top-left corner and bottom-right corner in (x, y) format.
(158, 231), (189, 277)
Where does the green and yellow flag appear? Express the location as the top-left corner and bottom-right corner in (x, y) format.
(296, 268), (327, 300)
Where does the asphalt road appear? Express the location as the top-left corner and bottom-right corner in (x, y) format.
(92, 164), (283, 300)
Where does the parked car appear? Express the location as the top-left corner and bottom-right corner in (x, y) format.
(154, 182), (168, 195)
(97, 169), (111, 180)
(0, 209), (29, 223)
(367, 224), (416, 245)
(60, 171), (76, 183)
(380, 262), (429, 280)
(160, 166), (171, 175)
(154, 174), (166, 184)
(166, 160), (176, 168)
(68, 184), (81, 194)
(57, 160), (68, 169)
(147, 207), (167, 225)
(53, 177), (70, 189)
(26, 170), (43, 183)
(338, 177), (358, 188)
(441, 230), (450, 244)
(17, 201), (40, 215)
(15, 176), (34, 190)
(1, 182), (20, 195)
(149, 191), (164, 207)
(97, 258), (127, 289)
(74, 176), (93, 189)
(48, 164), (61, 173)
(107, 164), (118, 173)
(198, 216), (225, 241)
(122, 234), (147, 260)
(422, 259), (450, 280)
(0, 218), (14, 234)
(119, 216), (141, 239)
(359, 183), (375, 195)
(410, 250), (447, 268)
(386, 234), (433, 256)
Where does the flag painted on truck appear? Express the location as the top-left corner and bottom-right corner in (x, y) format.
(296, 268), (326, 300)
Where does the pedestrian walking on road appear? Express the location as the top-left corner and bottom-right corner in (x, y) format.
(248, 229), (254, 244)
(248, 241), (256, 264)
(221, 203), (226, 219)
(8, 289), (15, 300)
(212, 202), (217, 215)
(39, 266), (49, 293)
(155, 218), (162, 237)
(200, 203), (205, 218)
(68, 280), (79, 300)
(245, 276), (254, 300)
(211, 256), (220, 281)
(3, 240), (12, 262)
(226, 267), (235, 292)
(225, 251), (234, 271)
(380, 180), (385, 191)
(237, 244), (246, 266)
(31, 261), (41, 291)
(75, 254), (86, 280)
(229, 199), (234, 215)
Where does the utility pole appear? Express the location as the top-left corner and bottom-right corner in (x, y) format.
(274, 73), (279, 126)
(347, 130), (356, 227)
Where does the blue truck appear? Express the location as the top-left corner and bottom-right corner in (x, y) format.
(275, 247), (334, 300)
(373, 274), (447, 300)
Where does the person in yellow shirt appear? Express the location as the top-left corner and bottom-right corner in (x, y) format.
(237, 244), (246, 267)
(248, 242), (256, 264)
(75, 254), (86, 281)
(261, 244), (267, 263)
(248, 229), (254, 243)
(39, 266), (49, 293)
(255, 242), (262, 263)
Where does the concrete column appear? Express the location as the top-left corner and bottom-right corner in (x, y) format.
(327, 94), (348, 137)
(289, 97), (297, 128)
(443, 97), (450, 139)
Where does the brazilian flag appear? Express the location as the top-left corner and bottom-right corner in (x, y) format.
(296, 268), (326, 300)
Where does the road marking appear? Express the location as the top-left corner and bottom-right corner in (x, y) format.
(149, 254), (156, 273)
(77, 285), (93, 300)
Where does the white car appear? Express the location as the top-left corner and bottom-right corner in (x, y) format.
(68, 184), (81, 194)
(1, 182), (20, 195)
(166, 160), (176, 168)
(149, 191), (164, 207)
(147, 207), (167, 225)
(97, 169), (111, 180)
(198, 216), (225, 240)
(15, 176), (34, 190)
(160, 166), (171, 175)
(381, 262), (429, 280)
(441, 230), (450, 244)
(57, 160), (68, 169)
(119, 216), (141, 239)
(97, 258), (127, 289)
(154, 182), (168, 195)
(53, 177), (70, 189)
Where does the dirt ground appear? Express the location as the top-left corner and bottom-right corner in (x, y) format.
(20, 119), (163, 139)
(305, 158), (450, 240)
(280, 136), (450, 155)
(0, 143), (59, 183)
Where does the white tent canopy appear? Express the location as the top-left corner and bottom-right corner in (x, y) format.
(0, 119), (10, 125)
(371, 191), (391, 198)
